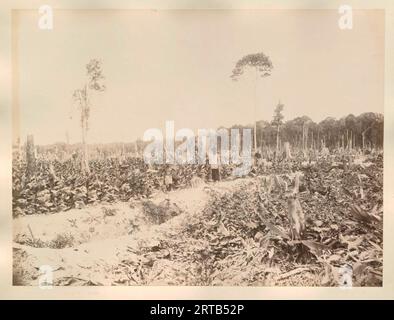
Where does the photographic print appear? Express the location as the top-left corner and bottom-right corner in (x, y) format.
(10, 7), (384, 288)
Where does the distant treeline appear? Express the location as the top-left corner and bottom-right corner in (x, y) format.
(227, 112), (383, 151)
(15, 112), (383, 160)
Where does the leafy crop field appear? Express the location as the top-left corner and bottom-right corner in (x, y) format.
(13, 150), (383, 286)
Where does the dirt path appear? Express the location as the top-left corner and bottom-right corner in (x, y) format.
(13, 178), (252, 286)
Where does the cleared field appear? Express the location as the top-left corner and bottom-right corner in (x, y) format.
(13, 153), (383, 286)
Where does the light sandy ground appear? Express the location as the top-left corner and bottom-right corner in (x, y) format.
(13, 178), (252, 286)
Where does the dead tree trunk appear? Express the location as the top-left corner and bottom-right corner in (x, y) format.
(26, 134), (36, 178)
(288, 172), (305, 240)
(81, 120), (90, 174)
(311, 131), (314, 150)
(362, 126), (372, 151)
(346, 130), (349, 150)
(284, 141), (292, 159)
(78, 84), (90, 175)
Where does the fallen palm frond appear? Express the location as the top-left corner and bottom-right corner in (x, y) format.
(276, 267), (310, 281)
(349, 204), (381, 223)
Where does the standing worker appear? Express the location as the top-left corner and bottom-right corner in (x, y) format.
(210, 152), (221, 182)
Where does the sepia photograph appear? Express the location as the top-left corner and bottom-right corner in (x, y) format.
(9, 7), (385, 288)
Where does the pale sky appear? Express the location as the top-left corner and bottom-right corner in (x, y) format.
(14, 9), (385, 144)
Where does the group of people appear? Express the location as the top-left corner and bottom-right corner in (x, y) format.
(161, 151), (271, 191)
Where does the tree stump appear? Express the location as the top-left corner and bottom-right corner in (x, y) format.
(284, 141), (292, 159)
(26, 134), (36, 177)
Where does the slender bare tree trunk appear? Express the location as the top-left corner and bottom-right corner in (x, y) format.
(361, 127), (372, 151)
(253, 68), (258, 151)
(349, 131), (353, 151)
(26, 134), (36, 178)
(346, 130), (349, 150)
(80, 84), (90, 175)
(305, 126), (308, 150)
(284, 141), (291, 159)
(311, 131), (314, 150)
(260, 126), (263, 150)
(81, 122), (89, 174)
(354, 133), (356, 149)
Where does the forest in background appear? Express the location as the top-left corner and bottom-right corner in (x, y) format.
(14, 110), (384, 161)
